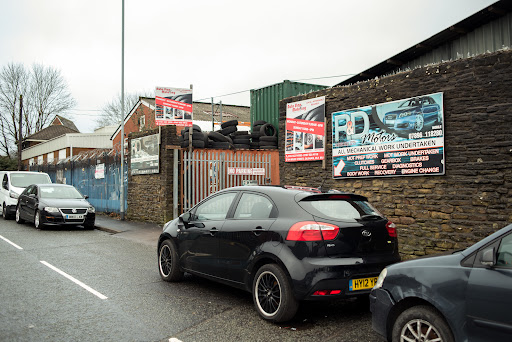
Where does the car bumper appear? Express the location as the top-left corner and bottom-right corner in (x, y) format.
(282, 250), (400, 300)
(370, 288), (395, 341)
(41, 212), (95, 227)
(5, 204), (17, 216)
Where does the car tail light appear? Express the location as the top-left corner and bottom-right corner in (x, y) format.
(386, 221), (397, 237)
(286, 221), (339, 241)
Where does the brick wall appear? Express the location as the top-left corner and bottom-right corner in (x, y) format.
(126, 125), (180, 224)
(279, 50), (512, 259)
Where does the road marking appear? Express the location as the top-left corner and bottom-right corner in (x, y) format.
(169, 338), (183, 342)
(40, 261), (108, 300)
(0, 234), (23, 250)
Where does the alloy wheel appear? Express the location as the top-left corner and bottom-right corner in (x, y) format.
(35, 211), (40, 229)
(159, 244), (172, 277)
(400, 318), (443, 342)
(255, 271), (282, 316)
(414, 115), (424, 131)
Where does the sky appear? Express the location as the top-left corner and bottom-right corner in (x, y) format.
(0, 0), (497, 133)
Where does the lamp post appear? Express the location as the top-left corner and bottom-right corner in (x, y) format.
(120, 0), (125, 220)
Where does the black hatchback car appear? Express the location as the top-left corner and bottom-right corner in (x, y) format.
(158, 185), (400, 322)
(15, 184), (95, 229)
(370, 224), (512, 342)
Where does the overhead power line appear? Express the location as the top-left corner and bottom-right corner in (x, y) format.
(194, 73), (357, 103)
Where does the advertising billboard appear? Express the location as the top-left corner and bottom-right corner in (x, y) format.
(155, 86), (193, 127)
(131, 134), (159, 175)
(332, 92), (445, 179)
(285, 96), (325, 162)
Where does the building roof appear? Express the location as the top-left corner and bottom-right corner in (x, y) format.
(24, 125), (79, 142)
(336, 0), (512, 86)
(52, 115), (79, 132)
(111, 97), (251, 140)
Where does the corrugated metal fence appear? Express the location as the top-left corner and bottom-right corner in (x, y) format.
(181, 149), (280, 212)
(29, 150), (127, 213)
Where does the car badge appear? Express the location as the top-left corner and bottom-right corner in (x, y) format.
(72, 209), (77, 213)
(361, 230), (371, 237)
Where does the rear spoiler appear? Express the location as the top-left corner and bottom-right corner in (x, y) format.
(295, 192), (368, 202)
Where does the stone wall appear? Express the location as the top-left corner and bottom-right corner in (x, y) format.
(127, 126), (180, 224)
(279, 50), (512, 259)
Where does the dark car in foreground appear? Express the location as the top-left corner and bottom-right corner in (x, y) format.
(158, 185), (400, 322)
(15, 184), (95, 229)
(383, 96), (441, 132)
(370, 224), (512, 342)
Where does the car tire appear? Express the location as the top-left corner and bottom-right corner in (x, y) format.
(392, 305), (454, 342)
(34, 210), (44, 230)
(15, 206), (24, 224)
(259, 123), (277, 137)
(252, 264), (298, 322)
(2, 203), (10, 220)
(414, 114), (424, 132)
(84, 222), (95, 230)
(158, 239), (184, 282)
(221, 119), (238, 128)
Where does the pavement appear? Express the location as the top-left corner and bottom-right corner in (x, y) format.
(94, 214), (164, 247)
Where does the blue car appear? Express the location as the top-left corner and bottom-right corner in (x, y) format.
(383, 96), (441, 132)
(370, 224), (512, 342)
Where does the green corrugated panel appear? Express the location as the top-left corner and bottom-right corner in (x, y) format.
(250, 80), (327, 132)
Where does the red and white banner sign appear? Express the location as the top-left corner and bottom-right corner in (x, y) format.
(155, 86), (193, 127)
(285, 96), (325, 162)
(227, 167), (266, 176)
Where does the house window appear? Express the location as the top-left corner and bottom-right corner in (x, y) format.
(58, 149), (66, 160)
(47, 153), (54, 163)
(29, 158), (35, 166)
(37, 155), (44, 165)
(139, 116), (145, 131)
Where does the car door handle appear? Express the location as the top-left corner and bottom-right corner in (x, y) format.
(253, 226), (264, 236)
(210, 227), (219, 236)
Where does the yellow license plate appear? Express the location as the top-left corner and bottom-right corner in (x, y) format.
(349, 277), (378, 291)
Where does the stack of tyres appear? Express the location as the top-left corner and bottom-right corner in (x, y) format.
(180, 125), (208, 148)
(208, 120), (237, 149)
(232, 130), (250, 150)
(251, 120), (277, 150)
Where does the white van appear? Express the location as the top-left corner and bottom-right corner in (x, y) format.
(0, 171), (52, 219)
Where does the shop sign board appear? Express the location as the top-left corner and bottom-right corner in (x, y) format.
(155, 86), (193, 127)
(131, 134), (160, 175)
(285, 96), (325, 162)
(332, 92), (445, 179)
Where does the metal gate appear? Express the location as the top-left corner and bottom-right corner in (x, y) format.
(180, 149), (279, 213)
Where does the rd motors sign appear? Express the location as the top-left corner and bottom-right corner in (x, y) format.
(332, 92), (445, 179)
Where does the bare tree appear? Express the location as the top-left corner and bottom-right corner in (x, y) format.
(0, 63), (75, 158)
(0, 63), (29, 157)
(29, 64), (76, 133)
(96, 91), (152, 129)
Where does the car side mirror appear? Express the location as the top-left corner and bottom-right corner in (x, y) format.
(481, 247), (496, 268)
(84, 195), (89, 199)
(180, 212), (191, 224)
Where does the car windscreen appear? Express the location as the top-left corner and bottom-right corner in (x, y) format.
(10, 173), (51, 188)
(298, 195), (383, 221)
(40, 186), (83, 199)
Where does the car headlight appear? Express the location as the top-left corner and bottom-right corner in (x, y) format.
(9, 191), (19, 199)
(87, 206), (95, 213)
(373, 268), (387, 290)
(44, 207), (60, 213)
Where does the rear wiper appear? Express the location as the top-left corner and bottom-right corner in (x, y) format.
(359, 214), (383, 221)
